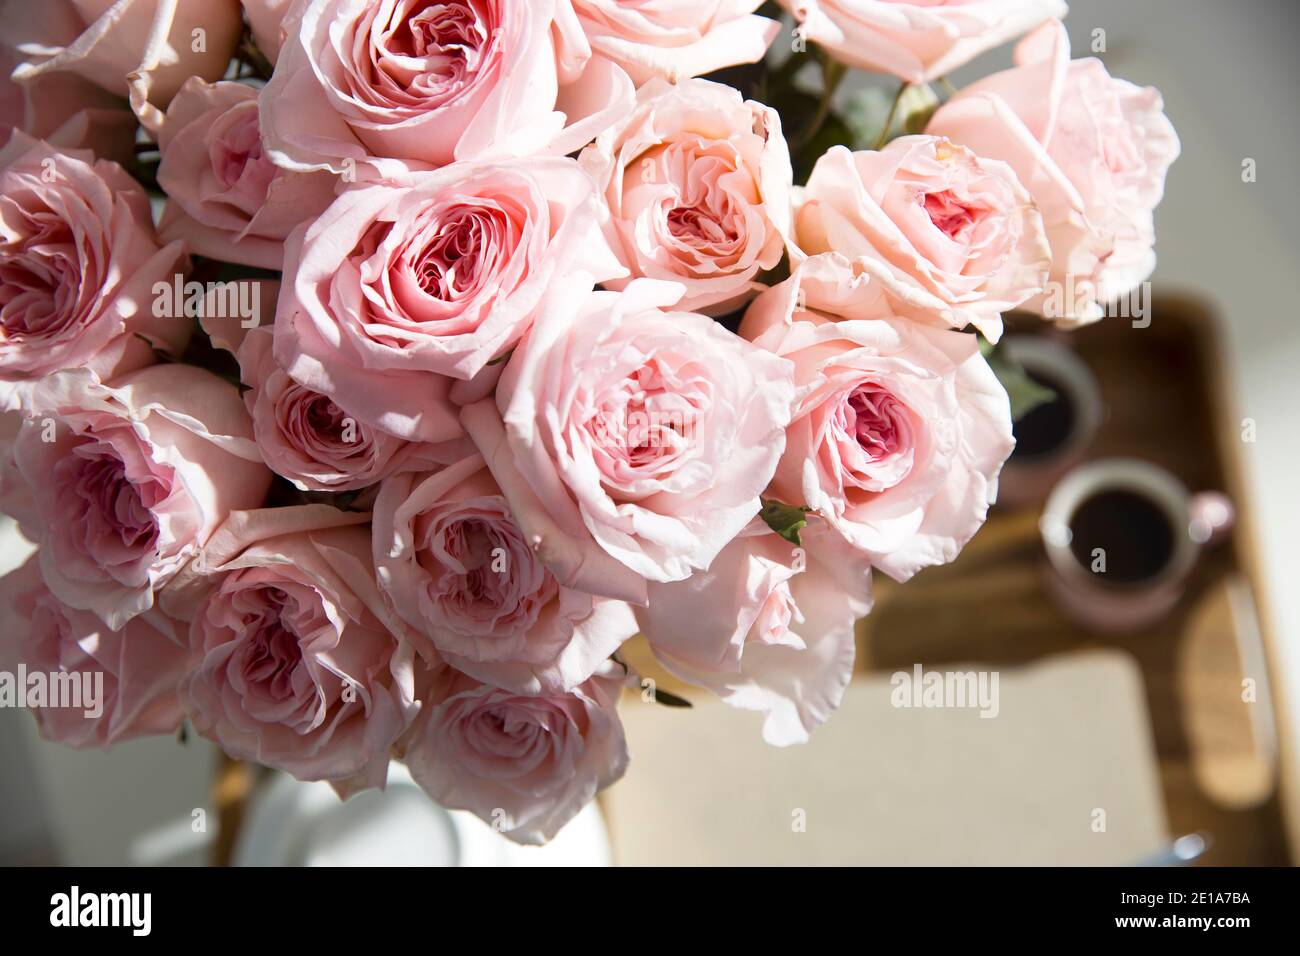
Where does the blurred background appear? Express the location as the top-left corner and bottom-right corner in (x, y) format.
(2, 0), (1298, 866)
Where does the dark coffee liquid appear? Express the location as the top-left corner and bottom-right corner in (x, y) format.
(1011, 370), (1076, 460)
(1068, 489), (1175, 584)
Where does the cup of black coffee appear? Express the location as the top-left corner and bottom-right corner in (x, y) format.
(1039, 459), (1233, 633)
(998, 336), (1103, 508)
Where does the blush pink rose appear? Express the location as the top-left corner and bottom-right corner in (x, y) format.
(7, 365), (272, 629)
(374, 454), (637, 696)
(262, 0), (633, 175)
(243, 0), (292, 63)
(0, 555), (189, 749)
(927, 20), (1180, 324)
(200, 282), (470, 493)
(795, 136), (1050, 341)
(636, 519), (872, 745)
(461, 279), (796, 606)
(176, 506), (419, 792)
(240, 326), (468, 492)
(275, 158), (623, 432)
(8, 0), (243, 131)
(156, 78), (336, 269)
(556, 0), (779, 85)
(402, 660), (628, 845)
(0, 133), (189, 412)
(740, 257), (1014, 581)
(782, 0), (1067, 83)
(0, 3), (136, 164)
(579, 77), (792, 316)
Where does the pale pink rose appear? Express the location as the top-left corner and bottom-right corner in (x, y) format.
(462, 279), (796, 606)
(740, 257), (1014, 581)
(795, 136), (1050, 341)
(157, 78), (336, 270)
(0, 133), (189, 412)
(8, 365), (272, 629)
(374, 454), (637, 696)
(275, 158), (623, 427)
(782, 0), (1067, 83)
(262, 0), (633, 175)
(927, 20), (1180, 324)
(402, 660), (628, 844)
(8, 0), (243, 131)
(579, 77), (792, 316)
(243, 0), (292, 63)
(0, 555), (189, 749)
(556, 0), (779, 85)
(178, 505), (419, 791)
(636, 519), (872, 745)
(198, 279), (473, 488)
(0, 3), (136, 164)
(238, 326), (468, 492)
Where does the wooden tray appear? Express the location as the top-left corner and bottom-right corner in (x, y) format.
(856, 294), (1290, 865)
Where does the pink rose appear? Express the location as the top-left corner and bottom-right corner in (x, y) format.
(0, 133), (188, 412)
(275, 157), (623, 426)
(783, 0), (1067, 83)
(0, 555), (189, 749)
(156, 78), (336, 269)
(0, 3), (136, 164)
(740, 257), (1014, 581)
(927, 20), (1180, 324)
(794, 136), (1050, 341)
(402, 661), (628, 844)
(262, 0), (633, 174)
(239, 326), (467, 492)
(243, 0), (292, 63)
(6, 365), (271, 629)
(579, 77), (792, 316)
(201, 282), (471, 493)
(636, 520), (872, 745)
(557, 0), (779, 85)
(177, 506), (419, 792)
(462, 279), (796, 606)
(8, 0), (243, 131)
(373, 454), (637, 696)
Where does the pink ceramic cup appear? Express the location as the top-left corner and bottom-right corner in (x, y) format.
(1039, 458), (1233, 634)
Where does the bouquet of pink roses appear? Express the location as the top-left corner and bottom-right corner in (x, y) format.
(0, 0), (1176, 844)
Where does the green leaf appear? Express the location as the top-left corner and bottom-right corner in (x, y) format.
(839, 85), (897, 149)
(900, 84), (940, 134)
(982, 339), (1058, 422)
(793, 112), (854, 184)
(760, 499), (810, 546)
(648, 686), (693, 709)
(840, 83), (940, 149)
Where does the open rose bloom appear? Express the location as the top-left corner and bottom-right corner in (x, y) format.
(0, 0), (1177, 846)
(0, 133), (187, 410)
(927, 20), (1179, 324)
(794, 135), (1049, 341)
(156, 78), (337, 269)
(580, 77), (793, 315)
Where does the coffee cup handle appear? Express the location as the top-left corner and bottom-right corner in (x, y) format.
(1188, 491), (1234, 546)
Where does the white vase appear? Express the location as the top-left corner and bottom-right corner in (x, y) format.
(232, 761), (613, 866)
